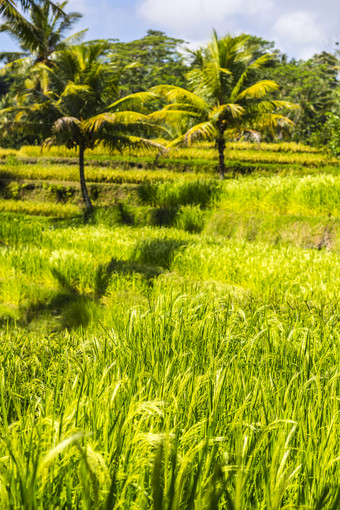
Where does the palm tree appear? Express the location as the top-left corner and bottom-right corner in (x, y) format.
(4, 42), (162, 211)
(151, 31), (297, 179)
(0, 1), (83, 65)
(0, 0), (63, 21)
(0, 1), (64, 39)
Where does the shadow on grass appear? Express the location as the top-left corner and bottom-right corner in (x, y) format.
(20, 258), (164, 331)
(0, 175), (21, 200)
(49, 205), (181, 230)
(132, 238), (188, 270)
(94, 258), (164, 299)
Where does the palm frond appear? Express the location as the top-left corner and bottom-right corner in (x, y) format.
(110, 111), (150, 123)
(249, 100), (301, 114)
(230, 53), (275, 102)
(262, 100), (300, 111)
(101, 134), (166, 154)
(83, 111), (150, 133)
(0, 51), (28, 63)
(249, 113), (295, 130)
(184, 121), (217, 145)
(209, 103), (245, 121)
(82, 112), (117, 133)
(236, 80), (279, 101)
(151, 85), (209, 113)
(53, 115), (81, 130)
(187, 65), (226, 102)
(165, 134), (187, 148)
(59, 81), (91, 98)
(108, 91), (157, 111)
(60, 28), (88, 46)
(0, 14), (40, 54)
(149, 109), (201, 124)
(51, 116), (82, 146)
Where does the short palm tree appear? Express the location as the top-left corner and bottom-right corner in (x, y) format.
(0, 1), (83, 65)
(151, 31), (297, 178)
(5, 42), (162, 210)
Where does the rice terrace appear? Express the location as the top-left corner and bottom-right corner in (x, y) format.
(0, 0), (339, 508)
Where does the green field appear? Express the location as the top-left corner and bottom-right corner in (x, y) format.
(0, 142), (339, 509)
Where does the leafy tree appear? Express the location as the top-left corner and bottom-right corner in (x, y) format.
(327, 112), (340, 156)
(324, 84), (340, 156)
(262, 52), (339, 142)
(151, 31), (296, 178)
(111, 30), (188, 95)
(245, 34), (279, 60)
(3, 43), (162, 210)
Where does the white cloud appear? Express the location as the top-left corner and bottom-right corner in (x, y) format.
(2, 0), (337, 59)
(270, 11), (326, 59)
(137, 0), (273, 39)
(137, 0), (340, 59)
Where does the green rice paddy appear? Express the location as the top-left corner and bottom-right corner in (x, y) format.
(0, 141), (339, 509)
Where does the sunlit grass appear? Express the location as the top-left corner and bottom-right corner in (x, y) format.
(0, 163), (209, 183)
(0, 137), (339, 508)
(219, 174), (340, 215)
(0, 199), (80, 217)
(0, 252), (339, 507)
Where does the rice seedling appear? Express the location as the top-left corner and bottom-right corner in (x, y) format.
(15, 140), (322, 158)
(138, 180), (221, 210)
(204, 210), (340, 251)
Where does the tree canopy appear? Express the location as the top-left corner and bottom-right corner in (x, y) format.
(110, 30), (188, 95)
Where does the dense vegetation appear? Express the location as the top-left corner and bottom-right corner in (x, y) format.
(0, 1), (339, 509)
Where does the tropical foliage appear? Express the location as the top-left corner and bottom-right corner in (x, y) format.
(0, 6), (339, 181)
(3, 42), (162, 209)
(327, 112), (340, 157)
(151, 32), (298, 178)
(264, 51), (340, 143)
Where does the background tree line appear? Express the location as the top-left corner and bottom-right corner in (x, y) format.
(0, 0), (339, 151)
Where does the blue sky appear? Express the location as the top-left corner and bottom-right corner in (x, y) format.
(1, 0), (339, 60)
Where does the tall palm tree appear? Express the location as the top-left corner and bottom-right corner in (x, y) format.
(4, 42), (162, 211)
(151, 31), (298, 179)
(0, 1), (83, 65)
(0, 1), (64, 38)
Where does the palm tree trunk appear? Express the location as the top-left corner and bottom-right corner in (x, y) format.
(79, 143), (93, 211)
(217, 136), (226, 180)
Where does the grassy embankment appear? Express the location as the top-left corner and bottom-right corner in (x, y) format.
(0, 141), (339, 508)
